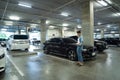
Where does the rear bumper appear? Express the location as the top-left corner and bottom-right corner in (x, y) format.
(11, 44), (29, 50)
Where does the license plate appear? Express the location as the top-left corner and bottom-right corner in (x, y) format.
(92, 52), (96, 56)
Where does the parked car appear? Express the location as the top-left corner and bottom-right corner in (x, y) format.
(43, 37), (96, 61)
(7, 35), (30, 51)
(69, 36), (108, 52)
(0, 43), (6, 73)
(94, 40), (108, 52)
(98, 38), (120, 47)
(30, 38), (41, 45)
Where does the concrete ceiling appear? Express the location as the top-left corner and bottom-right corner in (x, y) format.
(0, 0), (120, 33)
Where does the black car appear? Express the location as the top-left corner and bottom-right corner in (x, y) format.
(43, 37), (96, 61)
(69, 36), (108, 52)
(94, 40), (108, 52)
(98, 38), (120, 47)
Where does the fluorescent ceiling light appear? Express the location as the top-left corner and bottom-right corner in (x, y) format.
(49, 26), (55, 29)
(117, 13), (120, 15)
(106, 0), (112, 4)
(96, 29), (100, 31)
(77, 25), (82, 28)
(111, 31), (115, 33)
(97, 0), (108, 6)
(62, 23), (69, 26)
(97, 22), (102, 25)
(31, 24), (37, 28)
(18, 2), (32, 8)
(9, 16), (20, 20)
(1, 29), (7, 31)
(112, 13), (120, 17)
(60, 12), (70, 17)
(63, 27), (68, 30)
(5, 21), (13, 25)
(107, 25), (111, 28)
(21, 30), (25, 32)
(46, 20), (50, 24)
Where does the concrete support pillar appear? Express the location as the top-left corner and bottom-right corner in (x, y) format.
(101, 29), (104, 38)
(40, 19), (47, 43)
(81, 0), (94, 46)
(25, 26), (29, 35)
(74, 28), (77, 33)
(59, 26), (64, 37)
(18, 25), (21, 34)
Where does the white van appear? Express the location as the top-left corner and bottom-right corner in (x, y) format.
(7, 35), (29, 51)
(0, 44), (6, 72)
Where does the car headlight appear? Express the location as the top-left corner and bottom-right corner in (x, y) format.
(0, 53), (5, 59)
(92, 52), (96, 56)
(82, 49), (87, 51)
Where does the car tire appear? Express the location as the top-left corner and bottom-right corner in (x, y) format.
(25, 48), (28, 51)
(68, 50), (77, 61)
(0, 66), (6, 74)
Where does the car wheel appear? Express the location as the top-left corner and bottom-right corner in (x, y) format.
(68, 50), (77, 61)
(25, 48), (28, 51)
(0, 66), (6, 74)
(44, 47), (49, 54)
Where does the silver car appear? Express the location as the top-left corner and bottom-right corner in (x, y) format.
(0, 44), (6, 72)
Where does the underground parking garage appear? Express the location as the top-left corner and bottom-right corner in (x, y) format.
(0, 0), (120, 80)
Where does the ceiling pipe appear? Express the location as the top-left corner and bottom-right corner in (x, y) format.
(1, 0), (9, 21)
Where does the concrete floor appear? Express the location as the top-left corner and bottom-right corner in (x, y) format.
(0, 45), (120, 80)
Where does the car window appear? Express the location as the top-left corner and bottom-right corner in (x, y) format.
(63, 38), (77, 43)
(14, 35), (29, 39)
(49, 38), (61, 43)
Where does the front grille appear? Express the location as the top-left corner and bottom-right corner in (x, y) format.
(0, 53), (5, 59)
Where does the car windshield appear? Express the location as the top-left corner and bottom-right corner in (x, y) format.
(63, 38), (77, 43)
(14, 35), (28, 39)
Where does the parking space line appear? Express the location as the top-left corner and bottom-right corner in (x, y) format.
(6, 55), (25, 77)
(10, 75), (19, 80)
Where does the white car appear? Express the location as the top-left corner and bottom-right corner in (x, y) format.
(7, 35), (30, 51)
(0, 44), (6, 72)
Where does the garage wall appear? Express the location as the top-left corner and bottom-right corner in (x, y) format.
(64, 30), (76, 37)
(47, 29), (61, 40)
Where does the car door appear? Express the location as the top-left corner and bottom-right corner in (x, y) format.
(47, 38), (60, 53)
(53, 38), (63, 54)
